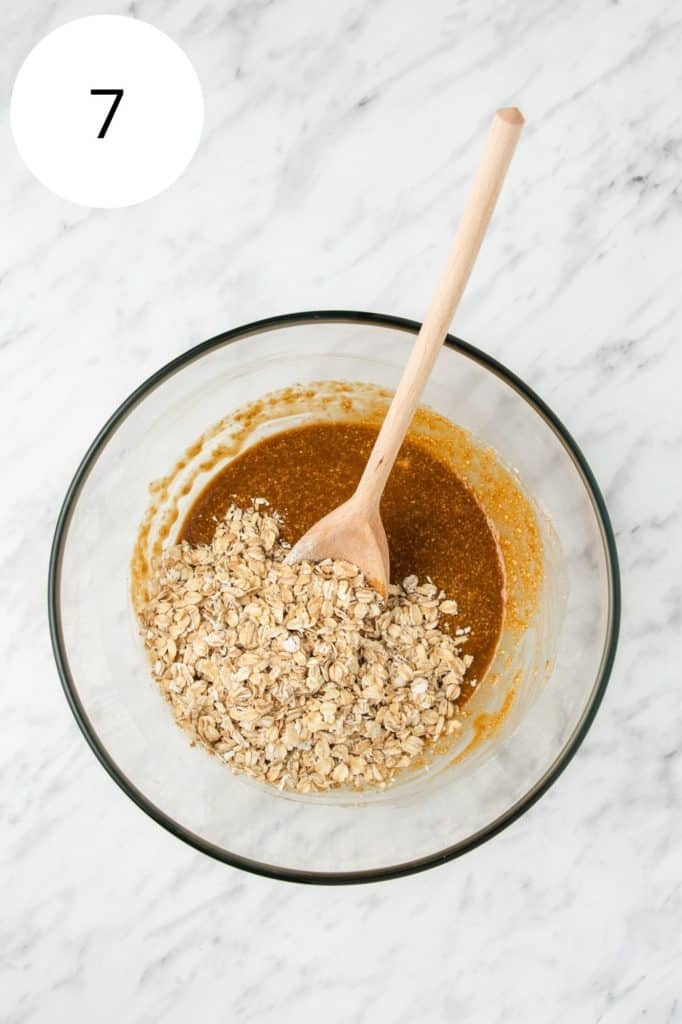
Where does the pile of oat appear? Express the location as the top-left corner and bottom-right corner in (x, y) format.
(138, 502), (472, 793)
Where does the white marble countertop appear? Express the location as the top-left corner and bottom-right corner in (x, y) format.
(2, 1), (680, 1020)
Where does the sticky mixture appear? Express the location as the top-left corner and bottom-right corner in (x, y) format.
(181, 422), (505, 693)
(139, 503), (476, 792)
(132, 384), (547, 786)
(136, 420), (509, 792)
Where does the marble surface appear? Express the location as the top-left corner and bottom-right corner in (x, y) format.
(2, 0), (681, 1020)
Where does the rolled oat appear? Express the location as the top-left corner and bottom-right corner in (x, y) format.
(138, 503), (472, 793)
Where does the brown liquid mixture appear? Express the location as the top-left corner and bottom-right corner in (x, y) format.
(180, 422), (505, 697)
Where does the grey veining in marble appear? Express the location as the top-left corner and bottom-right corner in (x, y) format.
(1, 0), (680, 1021)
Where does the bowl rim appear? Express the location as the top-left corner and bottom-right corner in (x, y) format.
(48, 310), (621, 885)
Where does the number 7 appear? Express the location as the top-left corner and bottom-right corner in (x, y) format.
(90, 89), (124, 138)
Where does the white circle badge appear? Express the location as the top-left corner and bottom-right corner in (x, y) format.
(11, 16), (204, 208)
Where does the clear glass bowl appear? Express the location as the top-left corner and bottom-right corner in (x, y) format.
(49, 312), (620, 883)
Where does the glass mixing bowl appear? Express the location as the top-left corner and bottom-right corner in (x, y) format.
(49, 312), (620, 883)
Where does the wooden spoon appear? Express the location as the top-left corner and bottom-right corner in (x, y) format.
(287, 107), (524, 596)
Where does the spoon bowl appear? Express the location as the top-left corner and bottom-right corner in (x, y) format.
(286, 495), (390, 596)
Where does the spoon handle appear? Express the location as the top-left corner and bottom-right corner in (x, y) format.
(355, 107), (524, 509)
